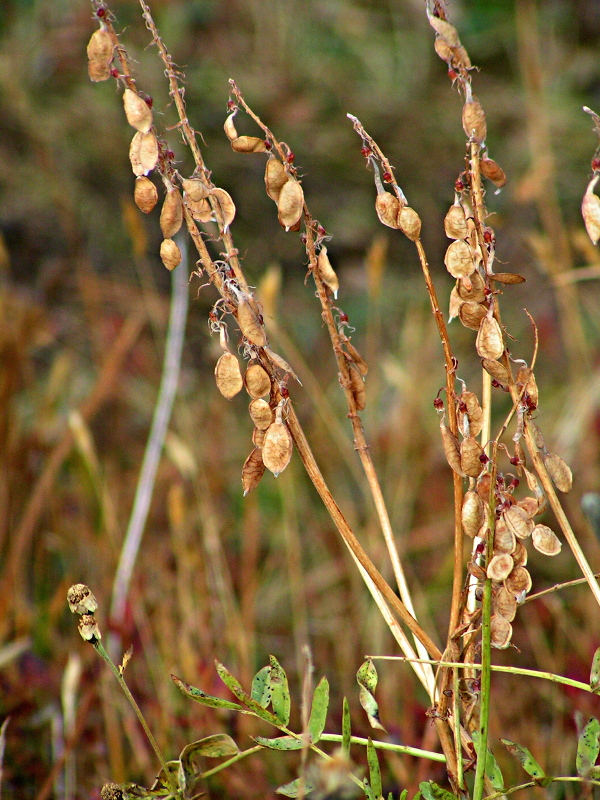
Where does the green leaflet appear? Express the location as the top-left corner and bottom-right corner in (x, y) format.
(471, 730), (505, 791)
(253, 735), (305, 751)
(419, 781), (456, 800)
(269, 655), (291, 726)
(171, 674), (242, 711)
(399, 791), (408, 800)
(357, 660), (386, 732)
(590, 649), (600, 695)
(178, 735), (239, 794)
(576, 717), (600, 777)
(276, 778), (315, 797)
(501, 739), (551, 786)
(215, 661), (280, 724)
(363, 778), (376, 800)
(251, 665), (272, 708)
(150, 760), (181, 793)
(308, 676), (329, 744)
(367, 738), (382, 799)
(342, 696), (351, 758)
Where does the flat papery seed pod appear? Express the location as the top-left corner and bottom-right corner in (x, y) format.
(87, 27), (114, 82)
(343, 341), (368, 376)
(440, 423), (465, 477)
(452, 45), (472, 71)
(503, 505), (534, 540)
(467, 561), (487, 582)
(159, 238), (181, 271)
(460, 436), (484, 478)
(231, 135), (267, 153)
(242, 447), (266, 496)
(462, 99), (487, 144)
(511, 539), (528, 568)
(182, 178), (209, 202)
(504, 565), (532, 598)
(444, 240), (475, 279)
(348, 365), (366, 410)
(490, 615), (513, 649)
(244, 362), (271, 399)
(277, 179), (304, 231)
(123, 88), (153, 133)
(492, 272), (525, 285)
(428, 15), (461, 47)
(462, 490), (485, 538)
(480, 156), (507, 188)
(252, 427), (266, 448)
(517, 497), (539, 519)
(444, 204), (468, 240)
(532, 524), (562, 556)
(265, 158), (289, 202)
(516, 366), (538, 407)
(262, 420), (293, 477)
(237, 299), (266, 347)
(398, 206), (422, 241)
(263, 346), (302, 384)
(187, 197), (212, 223)
(129, 131), (158, 176)
(494, 520), (516, 553)
(434, 36), (455, 63)
(544, 452), (573, 493)
(460, 391), (484, 437)
(481, 358), (511, 387)
(449, 287), (463, 322)
(249, 398), (273, 430)
(375, 192), (401, 229)
(223, 112), (238, 141)
(459, 301), (486, 331)
(214, 351), (243, 400)
(209, 188), (236, 232)
(476, 313), (504, 360)
(494, 586), (517, 622)
(317, 246), (339, 298)
(160, 188), (183, 238)
(528, 421), (546, 451)
(523, 467), (541, 495)
(476, 472), (492, 502)
(487, 553), (514, 582)
(582, 176), (600, 245)
(134, 176), (158, 214)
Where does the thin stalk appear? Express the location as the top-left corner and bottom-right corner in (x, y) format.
(484, 776), (600, 800)
(319, 734), (446, 762)
(472, 576), (492, 800)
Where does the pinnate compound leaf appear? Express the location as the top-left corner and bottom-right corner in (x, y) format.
(276, 778), (315, 797)
(342, 696), (351, 758)
(269, 655), (291, 725)
(471, 730), (505, 791)
(308, 676), (329, 744)
(253, 735), (305, 751)
(419, 782), (456, 800)
(357, 660), (386, 732)
(251, 665), (272, 708)
(171, 674), (242, 711)
(501, 739), (550, 785)
(590, 648), (600, 694)
(215, 661), (279, 724)
(367, 739), (382, 799)
(576, 717), (600, 777)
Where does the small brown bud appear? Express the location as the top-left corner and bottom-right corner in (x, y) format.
(159, 238), (181, 271)
(87, 27), (114, 82)
(582, 175), (600, 244)
(67, 584), (99, 615)
(375, 192), (401, 229)
(342, 340), (368, 376)
(134, 176), (158, 214)
(123, 88), (153, 133)
(317, 246), (339, 298)
(215, 352), (243, 399)
(244, 362), (271, 399)
(231, 136), (267, 153)
(78, 613), (102, 642)
(264, 158), (289, 202)
(444, 239), (475, 279)
(492, 272), (526, 285)
(532, 524), (561, 556)
(462, 99), (487, 144)
(277, 179), (304, 231)
(543, 452), (573, 493)
(480, 157), (506, 188)
(249, 398), (273, 430)
(516, 366), (538, 408)
(160, 188), (183, 238)
(242, 447), (266, 495)
(444, 203), (468, 240)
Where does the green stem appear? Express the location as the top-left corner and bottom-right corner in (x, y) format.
(201, 745), (264, 779)
(484, 776), (600, 800)
(319, 734), (446, 762)
(473, 577), (492, 800)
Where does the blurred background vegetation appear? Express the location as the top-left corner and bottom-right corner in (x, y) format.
(1, 0), (600, 797)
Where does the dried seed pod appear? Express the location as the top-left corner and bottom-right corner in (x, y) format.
(123, 88), (153, 133)
(493, 519), (516, 554)
(264, 158), (289, 202)
(428, 15), (461, 47)
(492, 272), (526, 285)
(317, 246), (339, 298)
(452, 45), (472, 71)
(134, 176), (158, 214)
(449, 286), (463, 322)
(494, 586), (517, 622)
(343, 340), (368, 376)
(159, 238), (181, 271)
(398, 206), (422, 241)
(505, 566), (532, 598)
(582, 175), (600, 245)
(528, 421), (546, 451)
(188, 197), (212, 223)
(242, 447), (266, 496)
(444, 240), (475, 279)
(516, 366), (538, 408)
(348, 364), (366, 410)
(249, 398), (273, 430)
(223, 112), (238, 141)
(476, 310), (504, 360)
(252, 427), (266, 448)
(544, 452), (573, 493)
(67, 583), (99, 615)
(160, 188), (183, 238)
(490, 615), (512, 649)
(87, 27), (114, 82)
(375, 192), (401, 229)
(440, 422), (465, 477)
(231, 136), (267, 153)
(460, 436), (484, 478)
(511, 539), (528, 568)
(263, 346), (302, 384)
(462, 490), (485, 538)
(459, 391), (484, 438)
(487, 553), (514, 582)
(244, 362), (271, 399)
(503, 505), (533, 540)
(434, 36), (455, 63)
(476, 472), (492, 502)
(214, 351), (243, 399)
(462, 99), (487, 144)
(182, 178), (209, 202)
(129, 131), (159, 176)
(444, 203), (468, 240)
(237, 298), (266, 347)
(517, 497), (540, 519)
(277, 179), (304, 231)
(480, 156), (506, 188)
(467, 561), (487, 582)
(532, 525), (562, 556)
(481, 358), (511, 387)
(459, 301), (487, 331)
(262, 418), (293, 477)
(524, 467), (541, 494)
(210, 188), (236, 232)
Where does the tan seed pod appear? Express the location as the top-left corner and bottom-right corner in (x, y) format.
(467, 561), (487, 582)
(262, 420), (293, 477)
(375, 192), (401, 229)
(159, 238), (181, 271)
(490, 614), (512, 649)
(516, 366), (538, 408)
(317, 246), (339, 298)
(398, 206), (422, 241)
(487, 553), (514, 582)
(252, 427), (266, 448)
(503, 504), (533, 540)
(440, 422), (465, 477)
(532, 524), (562, 556)
(494, 586), (517, 622)
(476, 472), (492, 502)
(476, 311), (504, 360)
(434, 36), (455, 63)
(460, 436), (484, 478)
(459, 391), (484, 438)
(134, 176), (158, 214)
(481, 358), (511, 387)
(123, 88), (153, 133)
(444, 240), (475, 279)
(493, 519), (516, 554)
(244, 362), (271, 399)
(505, 565), (532, 598)
(343, 340), (368, 376)
(231, 135), (267, 153)
(462, 490), (485, 538)
(87, 27), (114, 82)
(444, 203), (468, 240)
(452, 44), (472, 70)
(223, 112), (238, 141)
(129, 131), (158, 176)
(582, 175), (600, 245)
(160, 188), (183, 238)
(544, 452), (573, 493)
(492, 272), (526, 285)
(214, 351), (243, 399)
(459, 301), (486, 331)
(242, 447), (266, 496)
(449, 286), (463, 322)
(348, 364), (366, 410)
(237, 298), (266, 347)
(480, 156), (506, 188)
(462, 99), (487, 144)
(428, 14), (461, 47)
(528, 421), (546, 451)
(511, 539), (528, 568)
(209, 188), (236, 232)
(277, 179), (304, 230)
(188, 197), (213, 223)
(249, 398), (273, 430)
(523, 467), (541, 494)
(517, 497), (540, 519)
(264, 158), (289, 202)
(182, 178), (209, 202)
(263, 346), (302, 384)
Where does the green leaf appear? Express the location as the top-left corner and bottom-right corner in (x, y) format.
(150, 760), (181, 792)
(357, 660), (386, 732)
(588, 765), (600, 780)
(367, 738), (382, 799)
(576, 717), (600, 777)
(363, 778), (376, 800)
(501, 739), (550, 785)
(471, 730), (504, 791)
(308, 677), (329, 744)
(276, 778), (315, 797)
(251, 665), (272, 708)
(419, 781), (455, 800)
(388, 793), (394, 800)
(342, 696), (351, 758)
(183, 734), (239, 760)
(591, 648), (600, 695)
(253, 735), (305, 751)
(269, 655), (291, 726)
(215, 661), (280, 725)
(171, 674), (242, 711)
(399, 791), (408, 800)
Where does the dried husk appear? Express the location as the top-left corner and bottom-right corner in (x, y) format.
(134, 176), (158, 214)
(517, 497), (540, 519)
(123, 88), (153, 133)
(493, 519), (516, 554)
(494, 586), (517, 622)
(440, 423), (465, 476)
(444, 203), (468, 240)
(459, 301), (486, 331)
(528, 421), (546, 450)
(249, 399), (273, 430)
(452, 45), (472, 71)
(262, 420), (293, 477)
(210, 188), (236, 232)
(375, 192), (401, 229)
(343, 340), (368, 376)
(532, 524), (562, 556)
(460, 436), (484, 478)
(544, 452), (573, 493)
(480, 156), (506, 187)
(449, 287), (463, 322)
(462, 490), (485, 538)
(214, 352), (243, 399)
(398, 206), (422, 241)
(490, 615), (512, 649)
(223, 112), (238, 141)
(582, 175), (600, 244)
(516, 366), (538, 408)
(504, 565), (532, 598)
(476, 473), (492, 502)
(160, 188), (183, 238)
(434, 36), (455, 63)
(242, 447), (266, 496)
(317, 246), (339, 298)
(277, 179), (304, 231)
(462, 99), (487, 144)
(252, 427), (266, 448)
(264, 158), (289, 202)
(129, 131), (158, 176)
(467, 561), (487, 582)
(244, 362), (271, 399)
(511, 539), (528, 568)
(428, 15), (461, 47)
(87, 27), (114, 82)
(476, 312), (504, 360)
(263, 346), (302, 384)
(348, 365), (366, 410)
(459, 391), (484, 438)
(237, 298), (266, 347)
(182, 178), (209, 202)
(444, 240), (475, 279)
(159, 238), (181, 271)
(487, 553), (514, 582)
(492, 272), (526, 285)
(503, 505), (533, 540)
(188, 197), (213, 223)
(481, 358), (511, 387)
(231, 135), (267, 153)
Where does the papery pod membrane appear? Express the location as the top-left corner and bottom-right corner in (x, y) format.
(238, 299), (266, 347)
(182, 178), (209, 202)
(449, 287), (463, 322)
(490, 614), (512, 649)
(262, 421), (293, 477)
(528, 421), (546, 450)
(453, 45), (472, 71)
(244, 362), (271, 399)
(123, 88), (153, 133)
(460, 391), (484, 437)
(505, 566), (532, 598)
(159, 238), (181, 271)
(462, 99), (487, 144)
(134, 176), (158, 214)
(160, 188), (183, 238)
(480, 156), (507, 188)
(129, 131), (158, 176)
(493, 272), (526, 285)
(544, 452), (573, 493)
(265, 158), (289, 202)
(511, 539), (528, 568)
(517, 497), (539, 519)
(434, 36), (455, 63)
(487, 553), (514, 582)
(87, 27), (113, 82)
(444, 239), (475, 279)
(444, 203), (468, 240)
(188, 197), (212, 223)
(457, 272), (486, 303)
(427, 14), (461, 47)
(503, 505), (533, 540)
(398, 206), (422, 241)
(494, 585), (517, 622)
(482, 358), (511, 387)
(476, 472), (492, 502)
(459, 301), (486, 331)
(231, 135), (267, 153)
(440, 423), (465, 477)
(493, 520), (516, 554)
(532, 524), (561, 556)
(467, 561), (487, 582)
(343, 340), (368, 376)
(460, 436), (484, 477)
(375, 192), (401, 229)
(252, 427), (266, 448)
(348, 365), (366, 411)
(277, 179), (304, 231)
(317, 246), (339, 298)
(582, 175), (600, 245)
(462, 490), (485, 538)
(210, 188), (236, 232)
(215, 352), (243, 399)
(516, 366), (538, 408)
(476, 312), (504, 360)
(249, 399), (273, 430)
(264, 346), (302, 384)
(223, 112), (238, 141)
(242, 447), (266, 495)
